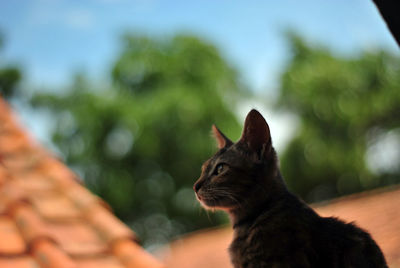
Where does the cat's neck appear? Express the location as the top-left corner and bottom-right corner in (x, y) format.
(229, 170), (290, 229)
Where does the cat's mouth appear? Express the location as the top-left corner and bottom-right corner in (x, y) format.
(195, 190), (235, 211)
(195, 192), (203, 201)
(195, 191), (209, 206)
(195, 191), (215, 208)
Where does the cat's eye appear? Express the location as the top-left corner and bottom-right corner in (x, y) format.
(214, 163), (226, 175)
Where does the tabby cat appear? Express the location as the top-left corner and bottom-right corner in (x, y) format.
(193, 109), (387, 268)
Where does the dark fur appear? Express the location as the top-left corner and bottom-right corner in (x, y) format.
(194, 110), (387, 268)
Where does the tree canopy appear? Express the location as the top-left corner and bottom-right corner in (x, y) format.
(32, 34), (245, 248)
(15, 30), (400, 248)
(0, 33), (21, 99)
(278, 33), (400, 202)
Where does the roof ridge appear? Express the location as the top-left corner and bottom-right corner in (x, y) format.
(312, 184), (400, 208)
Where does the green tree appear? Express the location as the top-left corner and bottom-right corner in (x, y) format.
(32, 34), (246, 248)
(278, 33), (400, 202)
(0, 33), (22, 99)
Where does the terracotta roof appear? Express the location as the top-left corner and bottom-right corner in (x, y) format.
(0, 97), (164, 268)
(162, 186), (400, 268)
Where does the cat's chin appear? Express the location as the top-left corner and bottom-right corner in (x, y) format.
(196, 195), (214, 209)
(196, 196), (233, 212)
(200, 203), (232, 212)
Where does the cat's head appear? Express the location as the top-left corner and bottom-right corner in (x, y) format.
(193, 109), (279, 211)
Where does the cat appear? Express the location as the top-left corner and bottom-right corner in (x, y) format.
(193, 109), (387, 268)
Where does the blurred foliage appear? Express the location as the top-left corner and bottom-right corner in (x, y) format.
(0, 33), (22, 99)
(278, 32), (400, 202)
(32, 34), (245, 248)
(16, 28), (400, 248)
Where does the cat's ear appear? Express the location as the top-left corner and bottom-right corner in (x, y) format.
(239, 109), (271, 159)
(212, 124), (233, 149)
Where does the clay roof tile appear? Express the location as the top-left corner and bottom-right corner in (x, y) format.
(0, 256), (39, 268)
(32, 239), (76, 268)
(0, 97), (164, 267)
(0, 216), (26, 255)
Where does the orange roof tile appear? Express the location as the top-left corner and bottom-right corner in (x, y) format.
(0, 97), (164, 268)
(162, 187), (400, 268)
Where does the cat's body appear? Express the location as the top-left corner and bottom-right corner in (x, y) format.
(194, 110), (387, 268)
(230, 190), (385, 268)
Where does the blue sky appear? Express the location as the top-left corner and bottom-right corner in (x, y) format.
(0, 0), (398, 92)
(0, 0), (399, 153)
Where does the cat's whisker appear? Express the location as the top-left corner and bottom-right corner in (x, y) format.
(204, 188), (244, 211)
(205, 209), (211, 221)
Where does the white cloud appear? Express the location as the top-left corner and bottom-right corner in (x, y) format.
(25, 1), (95, 30)
(65, 9), (95, 30)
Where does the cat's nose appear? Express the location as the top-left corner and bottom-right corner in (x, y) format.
(193, 180), (203, 192)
